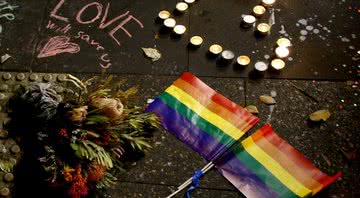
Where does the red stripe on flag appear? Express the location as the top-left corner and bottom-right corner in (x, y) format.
(180, 72), (258, 127)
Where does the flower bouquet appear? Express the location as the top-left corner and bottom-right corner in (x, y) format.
(6, 75), (160, 198)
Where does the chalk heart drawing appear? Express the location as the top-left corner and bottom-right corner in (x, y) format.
(37, 35), (80, 58)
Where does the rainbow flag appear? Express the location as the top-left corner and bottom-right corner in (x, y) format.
(146, 72), (259, 161)
(215, 124), (342, 198)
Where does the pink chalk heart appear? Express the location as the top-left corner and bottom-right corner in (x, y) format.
(38, 36), (80, 58)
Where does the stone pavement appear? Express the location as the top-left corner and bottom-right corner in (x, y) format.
(2, 72), (357, 197)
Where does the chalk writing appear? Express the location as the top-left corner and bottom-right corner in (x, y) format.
(50, 0), (144, 46)
(38, 36), (80, 58)
(0, 0), (18, 34)
(74, 31), (112, 69)
(46, 20), (72, 34)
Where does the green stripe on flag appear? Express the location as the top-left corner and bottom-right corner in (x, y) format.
(233, 145), (301, 198)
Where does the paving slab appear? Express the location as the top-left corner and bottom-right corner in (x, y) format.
(245, 79), (360, 198)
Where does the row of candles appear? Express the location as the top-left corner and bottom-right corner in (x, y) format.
(242, 0), (276, 35)
(187, 36), (291, 72)
(158, 0), (199, 35)
(157, 0), (290, 72)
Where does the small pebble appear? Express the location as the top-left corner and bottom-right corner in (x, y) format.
(16, 73), (26, 81)
(4, 173), (14, 182)
(43, 74), (53, 82)
(0, 187), (10, 196)
(2, 73), (12, 80)
(29, 73), (39, 81)
(57, 74), (67, 82)
(11, 145), (21, 154)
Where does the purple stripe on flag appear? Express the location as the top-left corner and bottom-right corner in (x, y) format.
(215, 151), (279, 198)
(146, 99), (228, 161)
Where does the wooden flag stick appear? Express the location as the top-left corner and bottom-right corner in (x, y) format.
(166, 162), (215, 198)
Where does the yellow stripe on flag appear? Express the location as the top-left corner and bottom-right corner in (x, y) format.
(242, 138), (313, 197)
(165, 85), (245, 140)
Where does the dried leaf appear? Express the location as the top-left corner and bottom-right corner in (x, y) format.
(259, 95), (276, 105)
(309, 109), (331, 122)
(142, 48), (161, 62)
(245, 105), (259, 114)
(1, 54), (11, 64)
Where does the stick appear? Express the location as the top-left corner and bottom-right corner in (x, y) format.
(166, 162), (215, 198)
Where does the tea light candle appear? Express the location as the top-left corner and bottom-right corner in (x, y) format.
(275, 46), (290, 58)
(262, 0), (276, 7)
(237, 55), (251, 66)
(184, 0), (196, 4)
(242, 15), (256, 27)
(276, 38), (291, 47)
(209, 44), (223, 55)
(176, 2), (189, 12)
(164, 18), (176, 28)
(221, 50), (235, 61)
(253, 5), (266, 17)
(190, 36), (203, 46)
(254, 61), (268, 72)
(257, 23), (271, 35)
(173, 25), (187, 35)
(158, 10), (171, 20)
(271, 59), (286, 70)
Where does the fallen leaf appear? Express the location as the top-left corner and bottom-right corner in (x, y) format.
(309, 109), (331, 122)
(142, 48), (161, 62)
(245, 105), (259, 114)
(1, 54), (11, 64)
(259, 95), (276, 105)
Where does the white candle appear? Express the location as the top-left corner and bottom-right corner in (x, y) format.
(275, 46), (290, 58)
(253, 5), (266, 17)
(257, 23), (271, 34)
(237, 56), (251, 66)
(255, 61), (268, 72)
(262, 0), (276, 7)
(173, 25), (187, 35)
(176, 2), (189, 12)
(190, 36), (203, 46)
(242, 15), (256, 27)
(277, 38), (291, 47)
(271, 59), (286, 70)
(158, 10), (171, 20)
(209, 44), (223, 55)
(184, 0), (196, 4)
(164, 18), (176, 28)
(221, 50), (235, 61)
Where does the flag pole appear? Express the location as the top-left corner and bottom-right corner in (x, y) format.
(166, 162), (215, 198)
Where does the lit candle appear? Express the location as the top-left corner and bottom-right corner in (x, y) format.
(275, 46), (290, 58)
(190, 36), (203, 46)
(184, 0), (196, 4)
(271, 59), (286, 70)
(176, 2), (189, 12)
(173, 25), (187, 35)
(253, 5), (266, 17)
(158, 10), (171, 20)
(257, 23), (271, 35)
(254, 61), (268, 72)
(242, 15), (256, 28)
(237, 55), (251, 66)
(209, 44), (223, 55)
(262, 0), (276, 7)
(221, 50), (235, 61)
(164, 18), (176, 28)
(276, 38), (291, 47)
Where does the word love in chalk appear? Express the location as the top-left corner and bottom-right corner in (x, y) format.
(0, 0), (18, 34)
(50, 0), (144, 46)
(37, 36), (80, 58)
